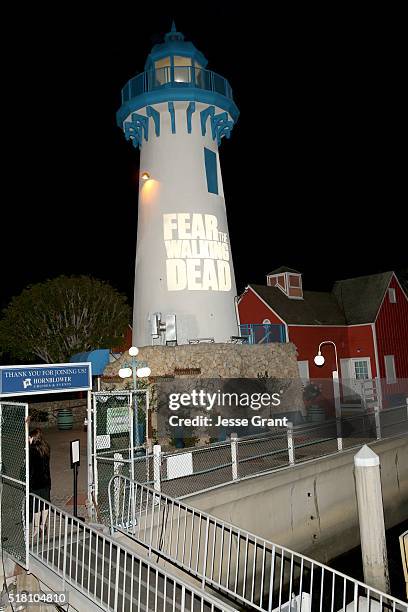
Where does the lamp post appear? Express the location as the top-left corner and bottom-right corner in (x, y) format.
(118, 346), (151, 448)
(314, 340), (342, 451)
(314, 340), (339, 373)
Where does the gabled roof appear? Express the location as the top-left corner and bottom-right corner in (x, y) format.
(267, 266), (301, 276)
(249, 271), (394, 326)
(249, 285), (347, 325)
(332, 271), (393, 324)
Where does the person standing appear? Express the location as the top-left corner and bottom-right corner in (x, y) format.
(29, 428), (51, 536)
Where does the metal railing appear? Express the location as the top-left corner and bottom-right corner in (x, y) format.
(28, 492), (237, 611)
(92, 403), (408, 519)
(401, 529), (408, 600)
(109, 476), (408, 612)
(90, 389), (148, 522)
(121, 66), (234, 103)
(239, 324), (287, 344)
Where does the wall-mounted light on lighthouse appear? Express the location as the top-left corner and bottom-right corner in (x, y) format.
(141, 172), (151, 181)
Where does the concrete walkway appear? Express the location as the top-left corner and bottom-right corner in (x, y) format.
(42, 426), (88, 516)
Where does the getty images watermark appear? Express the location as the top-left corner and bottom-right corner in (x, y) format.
(167, 389), (289, 428)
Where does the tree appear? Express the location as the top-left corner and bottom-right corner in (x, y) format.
(0, 276), (131, 363)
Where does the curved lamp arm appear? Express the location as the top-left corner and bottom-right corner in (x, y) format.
(316, 340), (339, 374)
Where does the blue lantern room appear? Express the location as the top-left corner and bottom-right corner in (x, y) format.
(144, 22), (208, 86)
(117, 22), (239, 129)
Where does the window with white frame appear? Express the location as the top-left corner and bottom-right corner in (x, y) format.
(388, 288), (396, 303)
(353, 360), (370, 380)
(297, 360), (310, 385)
(384, 355), (397, 384)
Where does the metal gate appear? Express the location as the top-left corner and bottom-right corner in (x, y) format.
(0, 401), (29, 569)
(90, 390), (149, 523)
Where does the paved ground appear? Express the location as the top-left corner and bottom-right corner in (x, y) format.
(44, 426), (88, 516)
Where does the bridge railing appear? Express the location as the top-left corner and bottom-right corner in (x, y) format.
(401, 529), (408, 600)
(92, 403), (408, 519)
(109, 476), (407, 612)
(28, 492), (237, 612)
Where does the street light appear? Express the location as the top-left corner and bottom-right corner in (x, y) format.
(314, 353), (325, 367)
(118, 367), (132, 378)
(118, 346), (151, 447)
(314, 340), (339, 373)
(314, 340), (342, 450)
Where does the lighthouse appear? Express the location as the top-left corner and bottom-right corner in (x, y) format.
(117, 23), (240, 346)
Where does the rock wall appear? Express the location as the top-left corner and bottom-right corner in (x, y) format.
(28, 398), (86, 429)
(102, 344), (304, 446)
(103, 342), (300, 380)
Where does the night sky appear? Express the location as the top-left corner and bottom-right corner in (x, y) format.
(3, 6), (406, 312)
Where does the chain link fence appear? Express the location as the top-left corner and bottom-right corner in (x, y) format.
(91, 390), (148, 523)
(92, 382), (408, 517)
(140, 401), (408, 500)
(0, 402), (28, 568)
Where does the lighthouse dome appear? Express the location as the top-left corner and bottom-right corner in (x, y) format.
(118, 22), (239, 131)
(144, 22), (208, 84)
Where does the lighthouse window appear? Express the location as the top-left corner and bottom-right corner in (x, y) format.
(204, 148), (219, 195)
(155, 57), (171, 85)
(194, 62), (204, 87)
(173, 56), (192, 83)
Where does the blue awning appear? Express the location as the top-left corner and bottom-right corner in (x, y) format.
(70, 349), (110, 376)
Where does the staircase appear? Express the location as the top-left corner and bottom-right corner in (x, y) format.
(107, 475), (408, 612)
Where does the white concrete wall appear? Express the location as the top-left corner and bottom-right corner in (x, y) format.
(126, 101), (238, 346)
(186, 437), (408, 564)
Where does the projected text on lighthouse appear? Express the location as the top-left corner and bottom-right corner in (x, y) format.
(163, 213), (232, 292)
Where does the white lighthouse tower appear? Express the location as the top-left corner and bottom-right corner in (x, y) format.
(118, 23), (240, 346)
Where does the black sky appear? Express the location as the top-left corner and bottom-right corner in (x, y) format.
(2, 5), (406, 311)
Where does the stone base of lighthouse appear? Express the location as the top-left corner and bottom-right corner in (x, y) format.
(103, 341), (303, 434)
(104, 342), (300, 381)
(103, 342), (303, 447)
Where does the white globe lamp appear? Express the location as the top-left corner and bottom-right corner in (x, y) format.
(136, 366), (151, 378)
(314, 353), (325, 367)
(118, 367), (132, 378)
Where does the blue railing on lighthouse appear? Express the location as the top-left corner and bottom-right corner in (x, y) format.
(240, 323), (287, 344)
(121, 65), (234, 103)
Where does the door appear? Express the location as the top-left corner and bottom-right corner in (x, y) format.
(0, 401), (29, 569)
(350, 358), (375, 402)
(340, 358), (373, 403)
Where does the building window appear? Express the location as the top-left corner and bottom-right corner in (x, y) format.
(353, 360), (370, 380)
(289, 275), (300, 288)
(384, 355), (396, 384)
(388, 288), (396, 303)
(154, 56), (171, 85)
(173, 56), (192, 83)
(298, 360), (310, 385)
(204, 148), (219, 194)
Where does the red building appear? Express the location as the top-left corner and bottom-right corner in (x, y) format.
(238, 267), (408, 407)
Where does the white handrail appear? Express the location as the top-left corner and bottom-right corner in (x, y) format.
(109, 475), (408, 612)
(29, 492), (237, 612)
